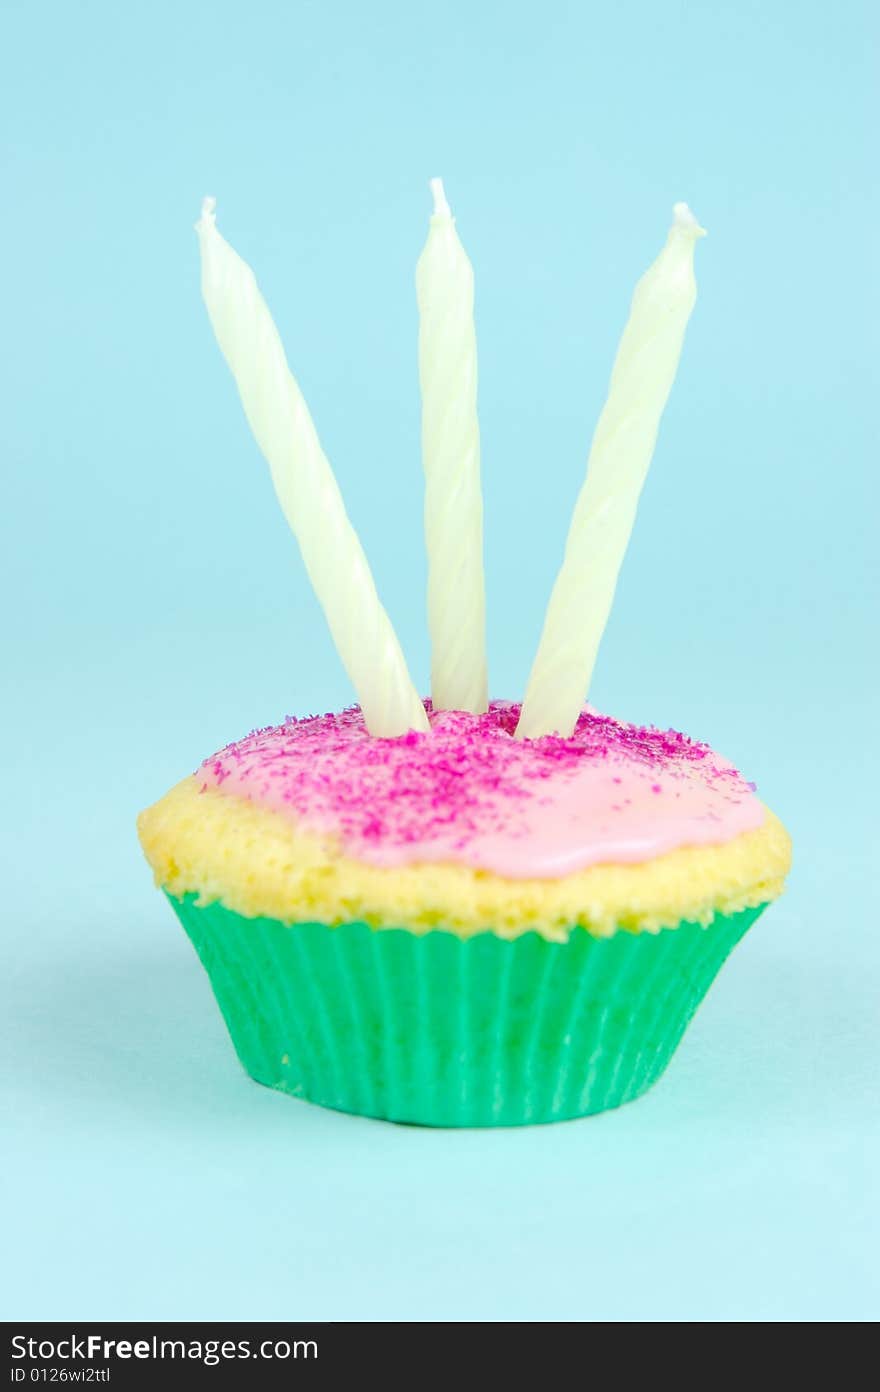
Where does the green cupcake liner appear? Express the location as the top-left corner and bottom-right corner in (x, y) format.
(166, 892), (765, 1126)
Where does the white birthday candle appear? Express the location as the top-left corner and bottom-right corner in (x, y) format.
(196, 198), (429, 738)
(516, 203), (706, 740)
(416, 178), (488, 714)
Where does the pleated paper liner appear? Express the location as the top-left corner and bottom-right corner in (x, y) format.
(168, 892), (764, 1126)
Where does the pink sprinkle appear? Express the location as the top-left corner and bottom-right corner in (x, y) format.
(194, 700), (764, 877)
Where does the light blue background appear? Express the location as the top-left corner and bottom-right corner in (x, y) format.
(2, 0), (877, 1322)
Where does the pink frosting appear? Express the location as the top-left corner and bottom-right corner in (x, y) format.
(196, 701), (764, 879)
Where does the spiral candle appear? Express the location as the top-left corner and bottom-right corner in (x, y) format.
(416, 178), (488, 715)
(516, 203), (706, 740)
(196, 199), (428, 738)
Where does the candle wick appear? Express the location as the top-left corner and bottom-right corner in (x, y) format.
(429, 177), (452, 219)
(200, 195), (218, 226)
(672, 201), (707, 238)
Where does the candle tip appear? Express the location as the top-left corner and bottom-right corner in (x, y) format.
(429, 177), (452, 219)
(672, 202), (707, 238)
(200, 195), (217, 224)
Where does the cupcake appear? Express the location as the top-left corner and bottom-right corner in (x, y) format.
(143, 190), (790, 1125)
(138, 702), (790, 1125)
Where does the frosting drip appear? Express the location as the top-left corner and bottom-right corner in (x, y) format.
(197, 702), (764, 879)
